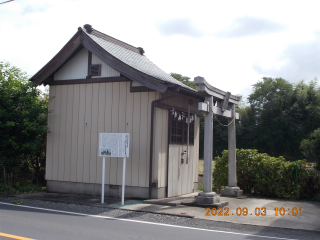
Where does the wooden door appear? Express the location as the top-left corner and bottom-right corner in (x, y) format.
(167, 145), (194, 197)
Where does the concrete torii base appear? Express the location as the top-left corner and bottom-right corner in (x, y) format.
(192, 192), (228, 208)
(221, 186), (243, 197)
(194, 192), (220, 204)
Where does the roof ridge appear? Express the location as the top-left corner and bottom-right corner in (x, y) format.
(86, 28), (140, 54)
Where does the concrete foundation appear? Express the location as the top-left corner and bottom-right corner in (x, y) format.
(194, 192), (220, 204)
(47, 180), (166, 199)
(221, 186), (243, 197)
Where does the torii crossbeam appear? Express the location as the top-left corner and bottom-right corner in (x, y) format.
(194, 76), (243, 205)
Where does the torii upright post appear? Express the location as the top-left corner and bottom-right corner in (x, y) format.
(221, 103), (243, 197)
(194, 95), (221, 204)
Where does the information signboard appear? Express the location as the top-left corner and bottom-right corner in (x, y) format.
(99, 133), (130, 158)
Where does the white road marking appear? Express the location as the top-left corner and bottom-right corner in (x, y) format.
(0, 202), (297, 240)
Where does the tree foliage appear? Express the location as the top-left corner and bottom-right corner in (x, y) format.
(170, 73), (197, 90)
(0, 61), (48, 185)
(237, 77), (320, 162)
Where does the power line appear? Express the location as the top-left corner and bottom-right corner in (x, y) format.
(0, 0), (14, 5)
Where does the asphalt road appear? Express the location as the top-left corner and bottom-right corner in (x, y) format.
(0, 202), (298, 240)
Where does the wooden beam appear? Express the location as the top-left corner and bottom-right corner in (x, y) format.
(87, 50), (92, 78)
(155, 102), (205, 117)
(49, 77), (129, 85)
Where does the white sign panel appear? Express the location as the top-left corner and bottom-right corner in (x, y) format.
(99, 133), (130, 158)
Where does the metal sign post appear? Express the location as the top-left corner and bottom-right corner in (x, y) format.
(101, 157), (105, 203)
(99, 133), (130, 205)
(122, 157), (126, 205)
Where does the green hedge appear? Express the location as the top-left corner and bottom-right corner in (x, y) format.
(213, 149), (320, 200)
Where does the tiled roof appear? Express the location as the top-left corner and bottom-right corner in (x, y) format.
(83, 28), (196, 92)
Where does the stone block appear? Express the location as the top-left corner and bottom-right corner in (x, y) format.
(194, 192), (220, 204)
(221, 186), (243, 197)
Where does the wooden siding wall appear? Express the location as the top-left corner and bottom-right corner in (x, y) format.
(46, 83), (159, 188)
(92, 53), (120, 78)
(54, 49), (120, 80)
(54, 48), (88, 80)
(153, 108), (169, 188)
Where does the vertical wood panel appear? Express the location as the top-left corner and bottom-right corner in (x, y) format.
(158, 109), (164, 187)
(58, 86), (67, 181)
(155, 108), (168, 188)
(70, 85), (80, 182)
(110, 82), (120, 185)
(92, 53), (120, 78)
(83, 84), (93, 183)
(145, 92), (156, 187)
(193, 116), (199, 183)
(158, 108), (163, 187)
(51, 85), (61, 181)
(54, 48), (88, 80)
(162, 110), (168, 188)
(132, 92), (141, 186)
(167, 145), (173, 197)
(158, 109), (163, 188)
(46, 86), (56, 180)
(96, 83), (106, 184)
(174, 146), (180, 196)
(188, 146), (194, 192)
(138, 92), (149, 187)
(89, 83), (99, 183)
(104, 83), (113, 184)
(63, 85), (74, 182)
(76, 85), (86, 182)
(116, 82), (127, 185)
(125, 83), (133, 186)
(152, 93), (160, 186)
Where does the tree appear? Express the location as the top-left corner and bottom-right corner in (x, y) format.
(171, 73), (197, 90)
(247, 77), (303, 159)
(301, 128), (320, 170)
(0, 61), (48, 184)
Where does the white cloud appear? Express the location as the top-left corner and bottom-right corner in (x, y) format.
(216, 16), (285, 38)
(253, 31), (320, 83)
(1, 0), (320, 99)
(155, 18), (204, 38)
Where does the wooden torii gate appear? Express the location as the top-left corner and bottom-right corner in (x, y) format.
(194, 76), (243, 205)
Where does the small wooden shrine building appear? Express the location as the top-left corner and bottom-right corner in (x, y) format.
(30, 24), (205, 199)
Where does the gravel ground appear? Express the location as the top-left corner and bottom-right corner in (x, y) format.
(1, 196), (319, 240)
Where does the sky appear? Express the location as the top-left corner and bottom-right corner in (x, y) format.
(1, 0), (320, 101)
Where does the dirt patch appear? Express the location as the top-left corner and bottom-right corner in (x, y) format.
(198, 175), (203, 185)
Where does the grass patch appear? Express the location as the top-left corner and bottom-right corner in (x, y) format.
(0, 183), (46, 196)
(198, 183), (203, 191)
(198, 160), (216, 175)
(198, 160), (204, 175)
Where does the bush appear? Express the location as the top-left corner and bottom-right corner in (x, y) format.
(213, 149), (320, 200)
(301, 128), (320, 171)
